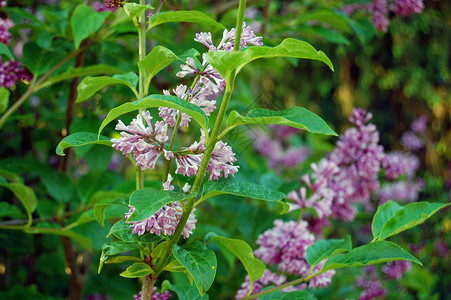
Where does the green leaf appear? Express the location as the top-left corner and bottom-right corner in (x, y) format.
(375, 201), (451, 241)
(44, 64), (124, 87)
(98, 94), (209, 136)
(0, 87), (10, 114)
(123, 2), (153, 18)
(0, 43), (14, 60)
(76, 73), (138, 103)
(371, 201), (403, 239)
(208, 236), (265, 294)
(305, 235), (352, 269)
(104, 255), (142, 264)
(148, 11), (225, 31)
(163, 260), (187, 273)
(137, 46), (180, 91)
(56, 132), (112, 156)
(0, 183), (37, 226)
(99, 240), (141, 273)
(112, 72), (139, 87)
(223, 107), (337, 138)
(120, 263), (153, 278)
(200, 178), (289, 214)
(165, 278), (209, 300)
(107, 218), (163, 243)
(22, 42), (62, 77)
(260, 289), (317, 300)
(94, 194), (128, 227)
(205, 38), (334, 80)
(173, 241), (217, 296)
(70, 5), (110, 49)
(322, 241), (422, 273)
(0, 202), (25, 219)
(127, 188), (193, 222)
(295, 9), (352, 33)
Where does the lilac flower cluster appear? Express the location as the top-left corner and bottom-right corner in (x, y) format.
(382, 260), (412, 279)
(133, 287), (172, 300)
(236, 220), (336, 298)
(125, 175), (197, 239)
(343, 0), (425, 32)
(112, 24), (263, 239)
(93, 0), (124, 12)
(252, 125), (310, 172)
(0, 59), (33, 88)
(289, 109), (384, 221)
(236, 269), (288, 299)
(0, 17), (13, 44)
(377, 179), (423, 203)
(401, 115), (427, 151)
(356, 266), (387, 300)
(381, 151), (419, 180)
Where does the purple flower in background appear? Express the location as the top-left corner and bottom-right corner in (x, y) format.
(377, 179), (423, 203)
(0, 17), (13, 44)
(436, 240), (449, 258)
(381, 151), (419, 180)
(411, 115), (427, 133)
(382, 260), (412, 280)
(125, 175), (197, 238)
(401, 131), (423, 151)
(236, 269), (287, 299)
(308, 260), (336, 289)
(93, 0), (124, 12)
(391, 0), (424, 16)
(0, 59), (33, 88)
(134, 287), (172, 300)
(372, 0), (389, 32)
(356, 266), (387, 300)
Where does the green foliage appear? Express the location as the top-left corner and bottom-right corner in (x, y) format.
(223, 107), (337, 138)
(207, 235), (266, 294)
(0, 182), (37, 226)
(123, 2), (154, 19)
(173, 241), (217, 296)
(200, 178), (289, 214)
(137, 46), (180, 92)
(0, 43), (14, 60)
(70, 4), (110, 49)
(322, 241), (422, 272)
(306, 235), (352, 269)
(0, 87), (10, 114)
(76, 73), (139, 103)
(120, 263), (154, 278)
(107, 218), (163, 243)
(148, 11), (225, 31)
(372, 201), (451, 240)
(205, 38), (334, 80)
(259, 289), (317, 300)
(56, 132), (112, 156)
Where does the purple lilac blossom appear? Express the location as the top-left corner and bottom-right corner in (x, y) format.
(356, 266), (387, 300)
(382, 260), (412, 280)
(401, 131), (423, 151)
(381, 151), (419, 180)
(327, 108), (384, 219)
(343, 0), (424, 32)
(411, 115), (427, 133)
(0, 17), (13, 44)
(288, 159), (337, 219)
(436, 240), (449, 258)
(133, 288), (172, 300)
(0, 59), (33, 88)
(174, 130), (239, 180)
(391, 0), (424, 16)
(236, 269), (287, 299)
(378, 179), (423, 204)
(125, 175), (197, 239)
(111, 111), (170, 171)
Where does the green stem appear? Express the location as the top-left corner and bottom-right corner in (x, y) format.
(153, 0), (247, 277)
(241, 271), (321, 300)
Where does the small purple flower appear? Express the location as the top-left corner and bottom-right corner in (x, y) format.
(381, 151), (419, 180)
(0, 17), (13, 44)
(377, 179), (423, 203)
(401, 131), (423, 151)
(391, 0), (424, 16)
(372, 0), (390, 32)
(356, 266), (387, 300)
(134, 288), (172, 300)
(411, 115), (427, 133)
(0, 59), (33, 88)
(382, 260), (412, 280)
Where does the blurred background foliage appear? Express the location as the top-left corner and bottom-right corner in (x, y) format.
(0, 0), (449, 299)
